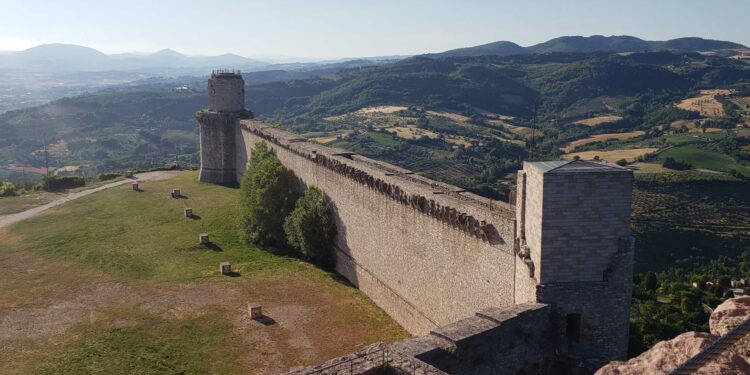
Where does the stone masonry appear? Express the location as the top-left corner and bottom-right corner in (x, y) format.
(197, 73), (636, 371)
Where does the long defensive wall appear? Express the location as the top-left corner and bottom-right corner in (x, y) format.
(197, 71), (635, 365)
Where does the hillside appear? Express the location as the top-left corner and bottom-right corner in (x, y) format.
(429, 35), (747, 58)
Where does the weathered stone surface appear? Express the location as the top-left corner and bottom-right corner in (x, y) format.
(219, 261), (230, 274)
(710, 296), (750, 362)
(596, 332), (750, 375)
(248, 303), (262, 319)
(200, 233), (209, 244)
(184, 208), (193, 217)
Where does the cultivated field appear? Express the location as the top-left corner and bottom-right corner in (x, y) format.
(574, 115), (623, 127)
(675, 89), (734, 118)
(0, 172), (407, 374)
(658, 146), (750, 175)
(563, 147), (658, 163)
(561, 130), (645, 153)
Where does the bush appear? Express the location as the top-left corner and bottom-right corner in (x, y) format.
(43, 176), (86, 191)
(98, 173), (122, 181)
(239, 142), (298, 246)
(284, 186), (336, 266)
(662, 157), (693, 171)
(0, 182), (17, 197)
(616, 159), (628, 167)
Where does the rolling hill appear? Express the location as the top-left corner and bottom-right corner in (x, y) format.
(430, 35), (747, 58)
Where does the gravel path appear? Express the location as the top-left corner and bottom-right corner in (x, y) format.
(0, 170), (180, 229)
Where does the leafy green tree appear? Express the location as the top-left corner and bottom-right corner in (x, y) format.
(0, 182), (17, 197)
(239, 142), (298, 246)
(283, 186), (337, 266)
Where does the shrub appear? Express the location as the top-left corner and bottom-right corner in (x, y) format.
(98, 173), (122, 181)
(43, 176), (86, 191)
(0, 182), (17, 197)
(662, 157), (693, 171)
(284, 186), (336, 266)
(239, 142), (298, 246)
(616, 159), (628, 167)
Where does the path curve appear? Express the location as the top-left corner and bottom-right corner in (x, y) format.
(0, 170), (181, 229)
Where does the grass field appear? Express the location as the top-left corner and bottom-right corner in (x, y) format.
(561, 131), (645, 153)
(0, 171), (407, 374)
(657, 146), (750, 175)
(0, 177), (126, 216)
(563, 147), (658, 163)
(574, 115), (623, 127)
(663, 132), (726, 145)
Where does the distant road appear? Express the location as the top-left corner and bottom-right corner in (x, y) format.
(0, 170), (180, 229)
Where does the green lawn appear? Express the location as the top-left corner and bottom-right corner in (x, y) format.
(658, 145), (750, 175)
(663, 132), (725, 145)
(0, 171), (407, 374)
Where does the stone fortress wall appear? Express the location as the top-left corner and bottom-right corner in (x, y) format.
(236, 121), (522, 334)
(197, 72), (636, 371)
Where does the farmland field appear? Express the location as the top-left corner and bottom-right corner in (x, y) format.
(574, 115), (623, 126)
(675, 89), (734, 118)
(561, 131), (645, 152)
(563, 148), (658, 163)
(657, 146), (750, 175)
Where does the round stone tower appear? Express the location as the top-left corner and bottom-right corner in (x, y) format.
(196, 70), (249, 184)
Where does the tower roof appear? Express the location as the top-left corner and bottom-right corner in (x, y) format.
(526, 159), (629, 174)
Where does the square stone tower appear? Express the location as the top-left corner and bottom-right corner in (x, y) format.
(514, 160), (634, 362)
(196, 70), (250, 184)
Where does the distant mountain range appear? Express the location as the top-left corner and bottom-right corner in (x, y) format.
(0, 44), (270, 73)
(429, 35), (747, 58)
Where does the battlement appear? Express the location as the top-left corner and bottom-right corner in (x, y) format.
(211, 69), (242, 77)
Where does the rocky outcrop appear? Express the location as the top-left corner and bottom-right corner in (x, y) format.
(596, 297), (750, 375)
(710, 296), (750, 362)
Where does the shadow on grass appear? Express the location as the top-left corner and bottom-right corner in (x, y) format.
(188, 214), (202, 220)
(204, 242), (223, 252)
(224, 271), (241, 277)
(253, 316), (276, 326)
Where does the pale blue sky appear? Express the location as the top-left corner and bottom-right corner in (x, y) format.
(1, 0), (748, 59)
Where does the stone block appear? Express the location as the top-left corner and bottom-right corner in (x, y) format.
(248, 303), (262, 319)
(219, 261), (231, 274)
(171, 188), (181, 198)
(131, 182), (139, 191)
(185, 208), (193, 217)
(200, 233), (209, 244)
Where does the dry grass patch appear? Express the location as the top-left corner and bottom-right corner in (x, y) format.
(574, 115), (623, 127)
(426, 110), (471, 124)
(563, 148), (658, 163)
(561, 131), (645, 153)
(676, 89), (734, 118)
(357, 105), (408, 115)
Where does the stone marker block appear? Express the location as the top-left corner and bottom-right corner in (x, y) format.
(220, 261), (231, 275)
(200, 233), (209, 244)
(172, 188), (181, 198)
(185, 208), (193, 217)
(125, 171), (134, 178)
(248, 303), (262, 319)
(131, 182), (139, 191)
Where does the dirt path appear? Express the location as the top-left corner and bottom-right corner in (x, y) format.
(0, 170), (180, 229)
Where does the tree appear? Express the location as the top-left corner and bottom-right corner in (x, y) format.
(283, 186), (337, 266)
(239, 142), (298, 246)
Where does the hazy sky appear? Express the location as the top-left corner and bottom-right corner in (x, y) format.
(1, 0), (748, 59)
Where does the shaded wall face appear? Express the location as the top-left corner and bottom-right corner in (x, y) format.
(197, 112), (236, 184)
(521, 165), (634, 361)
(236, 124), (518, 335)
